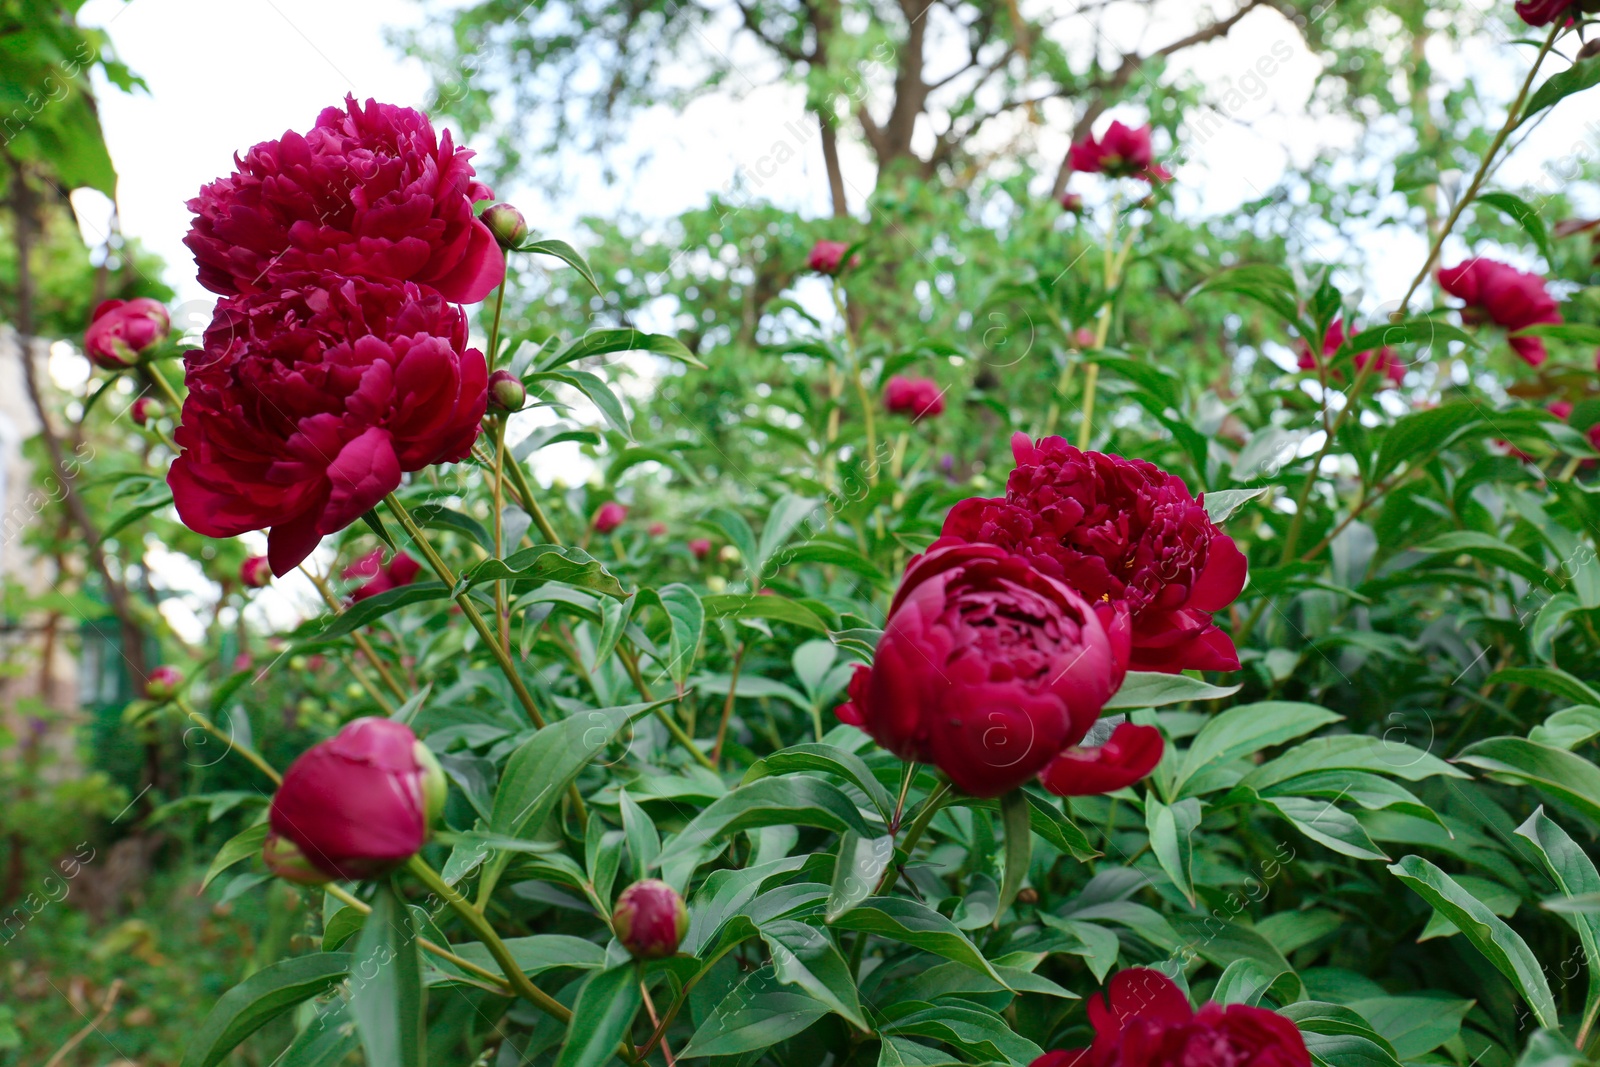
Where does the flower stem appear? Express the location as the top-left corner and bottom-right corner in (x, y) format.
(497, 440), (564, 545)
(144, 361), (183, 412)
(620, 643), (717, 772)
(321, 882), (520, 1000)
(832, 284), (878, 484)
(174, 697), (281, 786)
(405, 856), (573, 1022)
(300, 565), (408, 703)
(876, 779), (952, 893)
(712, 642), (745, 767)
(383, 492), (547, 730)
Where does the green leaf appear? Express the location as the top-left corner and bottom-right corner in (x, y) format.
(1387, 855), (1557, 1028)
(1530, 705), (1600, 750)
(997, 788), (1033, 920)
(1203, 488), (1268, 524)
(744, 743), (896, 821)
(410, 503), (493, 553)
(1346, 996), (1474, 1059)
(702, 592), (829, 633)
(1478, 192), (1555, 264)
(359, 508), (400, 553)
(542, 326), (703, 371)
(450, 934), (607, 976)
(1176, 702), (1343, 796)
(829, 897), (1009, 985)
(202, 822), (268, 892)
(645, 583), (704, 684)
(755, 495), (821, 578)
(1335, 318), (1476, 364)
(349, 883), (423, 1067)
(521, 237), (602, 294)
(1457, 737), (1600, 824)
(1490, 667), (1600, 707)
(1521, 56), (1600, 125)
(1240, 735), (1467, 789)
(1262, 796), (1389, 860)
(1412, 531), (1555, 589)
(620, 789), (661, 880)
(826, 831), (895, 922)
(1281, 1002), (1404, 1067)
(554, 963), (643, 1067)
(772, 539), (888, 583)
(760, 919), (867, 1030)
(180, 954), (351, 1067)
(1213, 958), (1293, 1007)
(1516, 807), (1600, 1022)
(314, 581), (452, 641)
(1372, 402), (1484, 482)
(679, 966), (830, 1057)
(456, 544), (626, 599)
(1146, 796), (1202, 903)
(1187, 264), (1308, 337)
(1106, 672), (1241, 710)
(1516, 323), (1600, 346)
(661, 777), (881, 879)
(533, 369), (633, 440)
(699, 507), (759, 572)
(1168, 916), (1297, 992)
(884, 1004), (1045, 1064)
(278, 999), (358, 1067)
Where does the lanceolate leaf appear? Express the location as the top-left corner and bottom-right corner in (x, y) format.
(349, 883), (424, 1067)
(829, 897), (1010, 986)
(760, 919), (868, 1030)
(1513, 808), (1600, 1025)
(1456, 737), (1600, 824)
(180, 954), (351, 1067)
(1106, 672), (1240, 710)
(553, 964), (642, 1067)
(997, 788), (1033, 919)
(456, 544), (626, 599)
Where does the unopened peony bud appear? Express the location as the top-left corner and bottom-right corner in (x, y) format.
(262, 831), (330, 885)
(688, 538), (712, 560)
(240, 555), (273, 588)
(131, 397), (160, 426)
(482, 203), (529, 249)
(1060, 192), (1084, 214)
(268, 718), (446, 881)
(648, 521), (667, 537)
(488, 369), (526, 412)
(84, 298), (170, 369)
(146, 665), (183, 700)
(594, 501), (627, 533)
(613, 879), (688, 959)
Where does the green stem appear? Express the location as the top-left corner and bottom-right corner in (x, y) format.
(877, 780), (953, 893)
(175, 697), (281, 786)
(621, 643), (716, 772)
(144, 362), (183, 411)
(712, 643), (745, 767)
(322, 882), (520, 998)
(832, 284), (878, 484)
(500, 442), (563, 544)
(300, 566), (409, 703)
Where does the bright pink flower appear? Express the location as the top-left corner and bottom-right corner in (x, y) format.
(167, 274), (487, 576)
(594, 501), (627, 533)
(1061, 192), (1085, 214)
(185, 96), (504, 304)
(835, 544), (1151, 797)
(344, 549), (423, 601)
(240, 555), (274, 588)
(648, 521), (668, 537)
(884, 375), (946, 420)
(84, 298), (169, 369)
(1032, 969), (1310, 1067)
(1438, 258), (1562, 366)
(1549, 400), (1574, 421)
(147, 665), (183, 699)
(613, 879), (689, 959)
(1068, 122), (1172, 182)
(688, 538), (712, 560)
(1515, 0), (1577, 25)
(267, 717), (446, 882)
(808, 240), (857, 275)
(936, 433), (1247, 673)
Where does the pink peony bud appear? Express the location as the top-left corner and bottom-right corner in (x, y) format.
(481, 203), (529, 249)
(487, 369), (526, 412)
(268, 718), (446, 881)
(648, 521), (667, 536)
(1060, 192), (1084, 214)
(807, 239), (859, 275)
(594, 501), (627, 533)
(131, 397), (160, 427)
(883, 376), (946, 421)
(240, 555), (274, 588)
(147, 665), (183, 700)
(613, 879), (689, 959)
(688, 538), (712, 560)
(84, 298), (170, 369)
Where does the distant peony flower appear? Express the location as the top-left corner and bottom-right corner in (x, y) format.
(1031, 968), (1310, 1067)
(836, 543), (1158, 797)
(1299, 321), (1405, 387)
(344, 549), (423, 601)
(688, 538), (712, 560)
(1060, 191), (1085, 214)
(131, 397), (160, 427)
(167, 274), (486, 576)
(884, 376), (946, 421)
(936, 433), (1247, 673)
(1068, 121), (1172, 182)
(1549, 400), (1574, 421)
(84, 298), (169, 369)
(1514, 0), (1578, 25)
(185, 95), (504, 304)
(240, 555), (274, 588)
(594, 501), (627, 533)
(808, 239), (858, 275)
(1438, 258), (1562, 366)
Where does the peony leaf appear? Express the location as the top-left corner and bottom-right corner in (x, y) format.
(201, 822), (268, 892)
(1106, 671), (1240, 710)
(520, 237), (602, 294)
(542, 326), (704, 371)
(553, 963), (642, 1067)
(996, 787), (1033, 920)
(702, 592), (830, 634)
(456, 544), (626, 599)
(1478, 191), (1555, 264)
(1456, 737), (1600, 825)
(1516, 808), (1600, 1024)
(638, 583), (704, 684)
(826, 831), (895, 922)
(680, 966), (831, 1058)
(349, 882), (424, 1067)
(1520, 58), (1600, 126)
(760, 918), (868, 1030)
(1145, 796), (1202, 904)
(410, 503), (493, 553)
(743, 742), (896, 821)
(830, 897), (1010, 987)
(179, 954), (351, 1067)
(1175, 701), (1343, 797)
(315, 581), (452, 641)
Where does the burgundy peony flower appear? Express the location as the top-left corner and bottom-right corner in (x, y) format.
(344, 549), (423, 601)
(1031, 968), (1310, 1067)
(1040, 719), (1165, 796)
(167, 274), (487, 576)
(1438, 258), (1562, 366)
(613, 879), (689, 959)
(594, 501), (627, 533)
(1514, 0), (1577, 25)
(185, 95), (504, 304)
(689, 538), (712, 560)
(84, 298), (169, 369)
(267, 717), (446, 882)
(808, 239), (858, 275)
(835, 543), (1156, 797)
(240, 555), (274, 588)
(1297, 320), (1405, 386)
(1068, 121), (1172, 182)
(884, 375), (946, 421)
(935, 433), (1247, 673)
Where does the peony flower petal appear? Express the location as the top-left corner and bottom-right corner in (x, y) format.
(321, 426), (402, 533)
(1189, 533), (1248, 611)
(428, 217), (506, 303)
(1037, 722), (1164, 796)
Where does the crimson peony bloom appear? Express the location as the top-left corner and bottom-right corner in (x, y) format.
(185, 96), (504, 304)
(884, 375), (946, 421)
(1068, 121), (1172, 182)
(689, 538), (712, 560)
(266, 717), (446, 882)
(808, 239), (858, 275)
(240, 555), (274, 588)
(1438, 258), (1562, 366)
(1032, 968), (1310, 1067)
(594, 501), (627, 533)
(835, 543), (1157, 797)
(936, 433), (1247, 673)
(344, 549), (423, 602)
(84, 298), (169, 369)
(613, 879), (689, 959)
(1515, 0), (1577, 25)
(167, 274), (487, 576)
(1549, 400), (1574, 420)
(1296, 320), (1405, 386)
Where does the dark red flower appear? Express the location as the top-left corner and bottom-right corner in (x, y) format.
(131, 397), (159, 427)
(344, 548), (423, 601)
(267, 717), (446, 882)
(1514, 0), (1577, 25)
(884, 375), (946, 420)
(85, 298), (169, 369)
(167, 274), (487, 576)
(185, 95), (504, 304)
(613, 879), (689, 959)
(1040, 720), (1165, 796)
(1437, 258), (1562, 366)
(1031, 968), (1310, 1067)
(808, 240), (858, 275)
(935, 434), (1247, 673)
(689, 538), (712, 560)
(835, 543), (1148, 797)
(240, 555), (274, 588)
(1061, 192), (1085, 214)
(1068, 122), (1172, 182)
(594, 501), (627, 533)
(1296, 320), (1404, 387)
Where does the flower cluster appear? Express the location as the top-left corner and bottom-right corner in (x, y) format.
(839, 434), (1244, 797)
(884, 375), (946, 420)
(169, 97), (502, 576)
